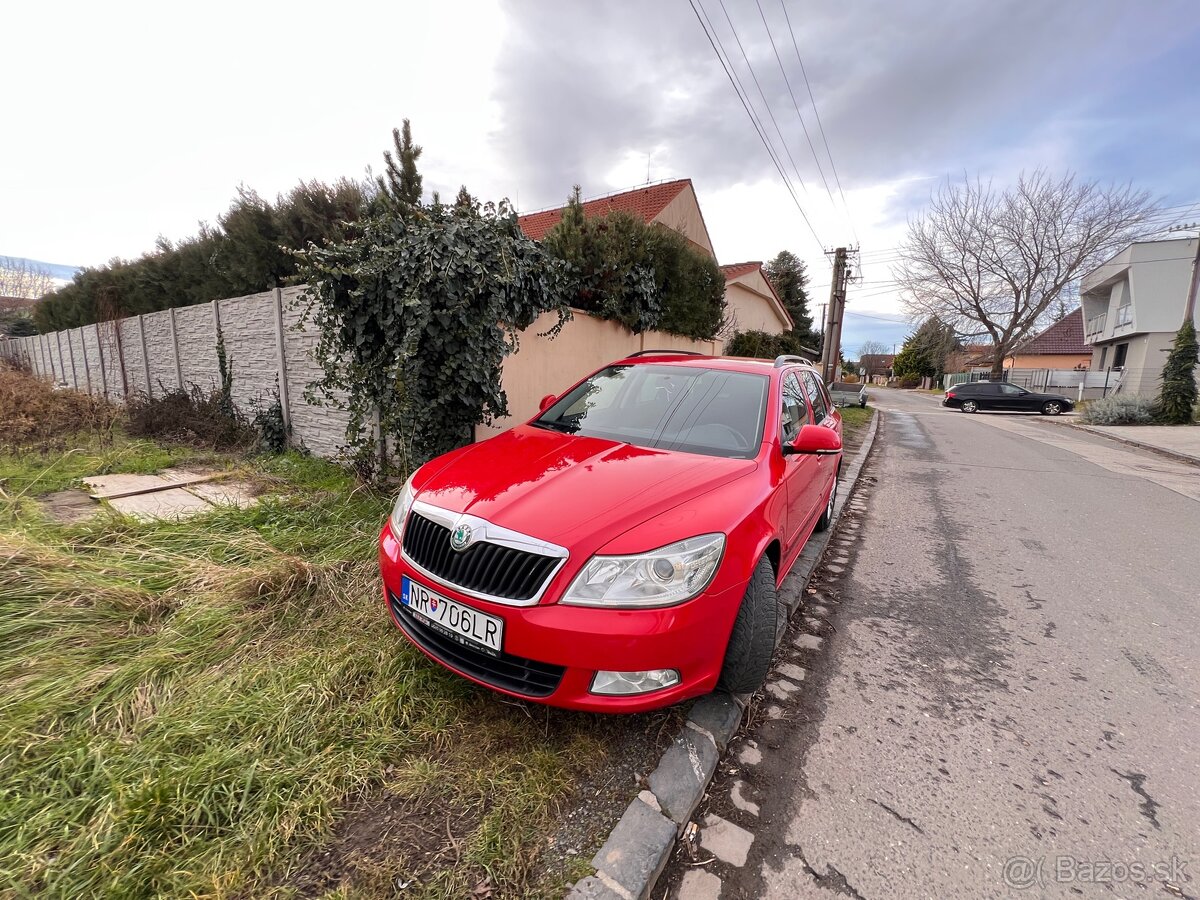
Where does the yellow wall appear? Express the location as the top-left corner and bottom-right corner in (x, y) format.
(475, 309), (720, 439)
(725, 282), (788, 336)
(1006, 353), (1092, 370)
(652, 184), (716, 257)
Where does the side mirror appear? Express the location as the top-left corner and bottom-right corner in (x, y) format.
(785, 424), (842, 456)
(538, 394), (557, 412)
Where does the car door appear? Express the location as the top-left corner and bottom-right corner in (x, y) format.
(801, 370), (838, 525)
(970, 383), (998, 409)
(995, 382), (1032, 411)
(779, 372), (818, 554)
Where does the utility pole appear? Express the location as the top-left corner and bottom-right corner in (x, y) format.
(820, 247), (854, 384)
(1184, 233), (1200, 325)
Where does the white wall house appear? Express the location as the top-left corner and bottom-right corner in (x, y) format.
(1080, 237), (1198, 398)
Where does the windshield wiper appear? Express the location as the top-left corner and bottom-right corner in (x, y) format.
(531, 419), (577, 434)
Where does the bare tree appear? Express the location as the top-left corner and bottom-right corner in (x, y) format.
(857, 339), (890, 358)
(0, 257), (55, 299)
(895, 171), (1158, 379)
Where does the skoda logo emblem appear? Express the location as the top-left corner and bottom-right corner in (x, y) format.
(450, 522), (473, 551)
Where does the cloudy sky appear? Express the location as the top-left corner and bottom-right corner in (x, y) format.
(3, 0), (1198, 350)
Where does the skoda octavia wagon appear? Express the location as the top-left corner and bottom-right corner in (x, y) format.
(379, 351), (843, 711)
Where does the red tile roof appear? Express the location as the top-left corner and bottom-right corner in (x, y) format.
(517, 179), (692, 240)
(719, 261), (761, 280)
(1014, 308), (1091, 356)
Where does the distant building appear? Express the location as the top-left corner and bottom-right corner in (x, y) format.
(1080, 237), (1198, 397)
(1004, 309), (1092, 370)
(859, 353), (895, 377)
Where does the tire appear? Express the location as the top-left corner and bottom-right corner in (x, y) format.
(859, 399), (867, 408)
(815, 475), (837, 532)
(718, 557), (779, 694)
(960, 399), (979, 413)
(1041, 400), (1063, 416)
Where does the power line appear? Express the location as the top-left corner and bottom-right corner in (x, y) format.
(715, 0), (809, 194)
(687, 0), (825, 252)
(777, 0), (858, 246)
(753, 0), (833, 207)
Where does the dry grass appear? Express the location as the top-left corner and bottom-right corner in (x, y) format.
(0, 444), (660, 899)
(0, 364), (121, 453)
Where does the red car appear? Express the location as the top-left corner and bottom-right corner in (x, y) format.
(379, 351), (843, 712)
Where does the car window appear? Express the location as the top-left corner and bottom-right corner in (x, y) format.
(536, 364), (770, 459)
(781, 373), (809, 443)
(998, 383), (1025, 395)
(972, 383), (996, 394)
(802, 371), (829, 422)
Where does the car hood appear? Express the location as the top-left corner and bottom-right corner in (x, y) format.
(413, 425), (758, 549)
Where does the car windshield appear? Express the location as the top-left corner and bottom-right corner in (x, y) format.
(533, 364), (769, 459)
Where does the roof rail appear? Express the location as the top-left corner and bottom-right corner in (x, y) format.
(626, 349), (704, 358)
(773, 354), (814, 367)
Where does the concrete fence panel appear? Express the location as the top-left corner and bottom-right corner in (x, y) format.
(141, 309), (178, 393)
(281, 286), (353, 459)
(173, 304), (220, 391)
(218, 291), (278, 415)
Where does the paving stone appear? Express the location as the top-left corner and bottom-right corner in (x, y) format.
(825, 564), (845, 574)
(566, 875), (626, 900)
(700, 813), (755, 867)
(647, 728), (718, 825)
(764, 704), (784, 719)
(737, 744), (763, 765)
(677, 869), (722, 900)
(187, 481), (257, 508)
(730, 779), (760, 816)
(807, 605), (829, 617)
(689, 694), (743, 752)
(794, 634), (823, 651)
(765, 679), (799, 701)
(591, 798), (676, 899)
(776, 663), (807, 682)
(803, 617), (821, 630)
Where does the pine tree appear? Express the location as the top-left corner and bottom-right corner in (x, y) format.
(764, 250), (814, 338)
(375, 120), (423, 213)
(1155, 319), (1198, 424)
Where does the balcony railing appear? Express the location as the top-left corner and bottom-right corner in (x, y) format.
(1115, 304), (1132, 328)
(1085, 313), (1106, 338)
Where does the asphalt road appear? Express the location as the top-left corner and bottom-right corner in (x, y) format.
(672, 390), (1200, 899)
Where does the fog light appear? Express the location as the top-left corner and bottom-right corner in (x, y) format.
(590, 669), (681, 696)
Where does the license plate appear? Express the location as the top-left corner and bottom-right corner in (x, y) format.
(400, 576), (504, 657)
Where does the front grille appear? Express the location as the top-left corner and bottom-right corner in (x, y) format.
(388, 591), (565, 697)
(401, 512), (560, 602)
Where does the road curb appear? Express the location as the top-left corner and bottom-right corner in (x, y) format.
(1030, 418), (1200, 468)
(565, 410), (881, 900)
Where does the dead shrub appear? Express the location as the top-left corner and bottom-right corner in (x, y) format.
(0, 363), (121, 452)
(125, 384), (259, 451)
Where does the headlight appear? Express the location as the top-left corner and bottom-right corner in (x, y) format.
(389, 471), (419, 538)
(560, 533), (725, 608)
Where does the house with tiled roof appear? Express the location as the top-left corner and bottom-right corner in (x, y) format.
(718, 261), (792, 333)
(1006, 308), (1092, 370)
(518, 179), (790, 341)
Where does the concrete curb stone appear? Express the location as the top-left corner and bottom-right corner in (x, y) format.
(564, 409), (881, 899)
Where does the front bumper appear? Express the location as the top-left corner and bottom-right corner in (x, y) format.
(378, 522), (741, 712)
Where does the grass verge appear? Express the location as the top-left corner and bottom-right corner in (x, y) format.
(0, 433), (664, 899)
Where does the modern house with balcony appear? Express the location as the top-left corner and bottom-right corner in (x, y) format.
(1080, 237), (1198, 398)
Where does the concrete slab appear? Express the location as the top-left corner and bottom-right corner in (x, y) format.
(107, 488), (215, 520)
(187, 481), (256, 509)
(83, 473), (173, 499)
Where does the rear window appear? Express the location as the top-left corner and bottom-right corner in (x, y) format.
(534, 364), (769, 459)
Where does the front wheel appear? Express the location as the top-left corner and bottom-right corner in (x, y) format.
(815, 476), (837, 532)
(960, 399), (979, 413)
(718, 557), (779, 694)
(1041, 401), (1063, 416)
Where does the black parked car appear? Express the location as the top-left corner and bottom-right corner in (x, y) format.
(942, 381), (1074, 415)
